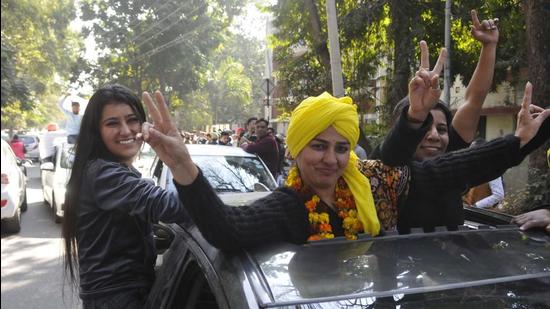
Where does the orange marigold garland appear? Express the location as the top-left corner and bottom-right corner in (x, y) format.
(285, 166), (363, 241)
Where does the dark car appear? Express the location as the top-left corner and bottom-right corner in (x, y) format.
(143, 150), (550, 308)
(147, 209), (549, 308)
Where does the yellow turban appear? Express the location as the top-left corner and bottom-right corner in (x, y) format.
(286, 92), (380, 236)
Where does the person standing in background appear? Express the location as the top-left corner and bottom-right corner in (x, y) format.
(463, 138), (505, 209)
(58, 92), (83, 144)
(240, 118), (280, 178)
(9, 134), (26, 159)
(243, 117), (257, 143)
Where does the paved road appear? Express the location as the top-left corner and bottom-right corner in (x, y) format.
(1, 164), (81, 309)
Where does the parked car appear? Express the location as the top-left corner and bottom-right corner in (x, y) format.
(137, 144), (278, 198)
(40, 142), (74, 223)
(18, 134), (40, 161)
(142, 145), (550, 308)
(1, 139), (27, 233)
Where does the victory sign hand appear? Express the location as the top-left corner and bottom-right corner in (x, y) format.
(408, 40), (447, 121)
(141, 91), (198, 185)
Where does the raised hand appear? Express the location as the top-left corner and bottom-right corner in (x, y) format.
(408, 40), (447, 122)
(470, 10), (499, 45)
(514, 82), (550, 147)
(141, 91), (198, 185)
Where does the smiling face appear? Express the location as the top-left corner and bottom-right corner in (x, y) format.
(99, 102), (143, 166)
(295, 126), (350, 192)
(414, 109), (449, 161)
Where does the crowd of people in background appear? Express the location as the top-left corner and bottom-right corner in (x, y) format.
(176, 116), (289, 184)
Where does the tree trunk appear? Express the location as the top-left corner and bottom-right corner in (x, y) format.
(386, 1), (416, 122)
(304, 0), (332, 89)
(524, 0), (550, 179)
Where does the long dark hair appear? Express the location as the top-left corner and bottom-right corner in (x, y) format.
(62, 84), (146, 287)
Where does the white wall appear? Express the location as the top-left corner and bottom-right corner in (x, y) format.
(486, 115), (515, 140)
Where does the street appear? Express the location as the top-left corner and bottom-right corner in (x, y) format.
(1, 164), (81, 309)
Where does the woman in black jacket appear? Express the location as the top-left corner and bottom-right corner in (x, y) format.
(62, 85), (189, 308)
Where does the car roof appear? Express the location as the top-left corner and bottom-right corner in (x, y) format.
(186, 144), (256, 157)
(242, 227), (550, 306)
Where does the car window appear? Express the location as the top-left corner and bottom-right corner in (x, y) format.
(20, 135), (36, 145)
(60, 145), (75, 169)
(192, 155), (277, 193)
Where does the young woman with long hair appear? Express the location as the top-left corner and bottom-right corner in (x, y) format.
(62, 84), (188, 308)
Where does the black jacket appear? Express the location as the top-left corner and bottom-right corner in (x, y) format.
(372, 108), (549, 233)
(176, 130), (538, 251)
(77, 159), (188, 300)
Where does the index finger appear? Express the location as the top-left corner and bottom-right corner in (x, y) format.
(521, 82), (533, 110)
(142, 91), (162, 125)
(470, 9), (481, 29)
(154, 90), (174, 128)
(420, 40), (429, 69)
(432, 48), (447, 76)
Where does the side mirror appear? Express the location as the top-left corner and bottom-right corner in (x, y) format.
(22, 159), (33, 168)
(40, 162), (55, 171)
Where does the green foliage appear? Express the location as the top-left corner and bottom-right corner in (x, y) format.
(1, 0), (81, 130)
(79, 0), (262, 130)
(269, 0), (525, 121)
(362, 121), (388, 150)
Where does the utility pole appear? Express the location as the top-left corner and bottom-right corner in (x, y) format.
(264, 18), (274, 121)
(326, 0), (344, 97)
(443, 0), (451, 106)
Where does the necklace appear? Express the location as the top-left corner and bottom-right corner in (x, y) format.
(285, 166), (363, 241)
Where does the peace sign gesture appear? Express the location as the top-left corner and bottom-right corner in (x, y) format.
(470, 10), (499, 45)
(408, 40), (447, 122)
(141, 90), (198, 185)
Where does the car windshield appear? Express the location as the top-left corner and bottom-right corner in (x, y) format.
(192, 154), (277, 193)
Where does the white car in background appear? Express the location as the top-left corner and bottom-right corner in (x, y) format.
(1, 139), (27, 233)
(18, 134), (40, 162)
(40, 142), (74, 223)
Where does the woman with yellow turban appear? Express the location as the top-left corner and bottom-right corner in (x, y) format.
(139, 76), (549, 250)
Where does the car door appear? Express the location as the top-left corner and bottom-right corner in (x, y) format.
(1, 143), (24, 207)
(40, 146), (58, 205)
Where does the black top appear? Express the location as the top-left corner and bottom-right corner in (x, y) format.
(175, 132), (536, 251)
(373, 110), (549, 233)
(77, 159), (188, 300)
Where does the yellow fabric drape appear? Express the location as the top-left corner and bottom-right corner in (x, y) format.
(286, 92), (380, 236)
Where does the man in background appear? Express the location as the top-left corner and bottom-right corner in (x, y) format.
(243, 117), (257, 142)
(240, 118), (279, 177)
(218, 131), (232, 146)
(58, 93), (82, 144)
(9, 134), (26, 159)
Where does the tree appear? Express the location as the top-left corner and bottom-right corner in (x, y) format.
(79, 0), (244, 94)
(269, 0), (526, 121)
(1, 0), (81, 130)
(523, 0), (550, 203)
